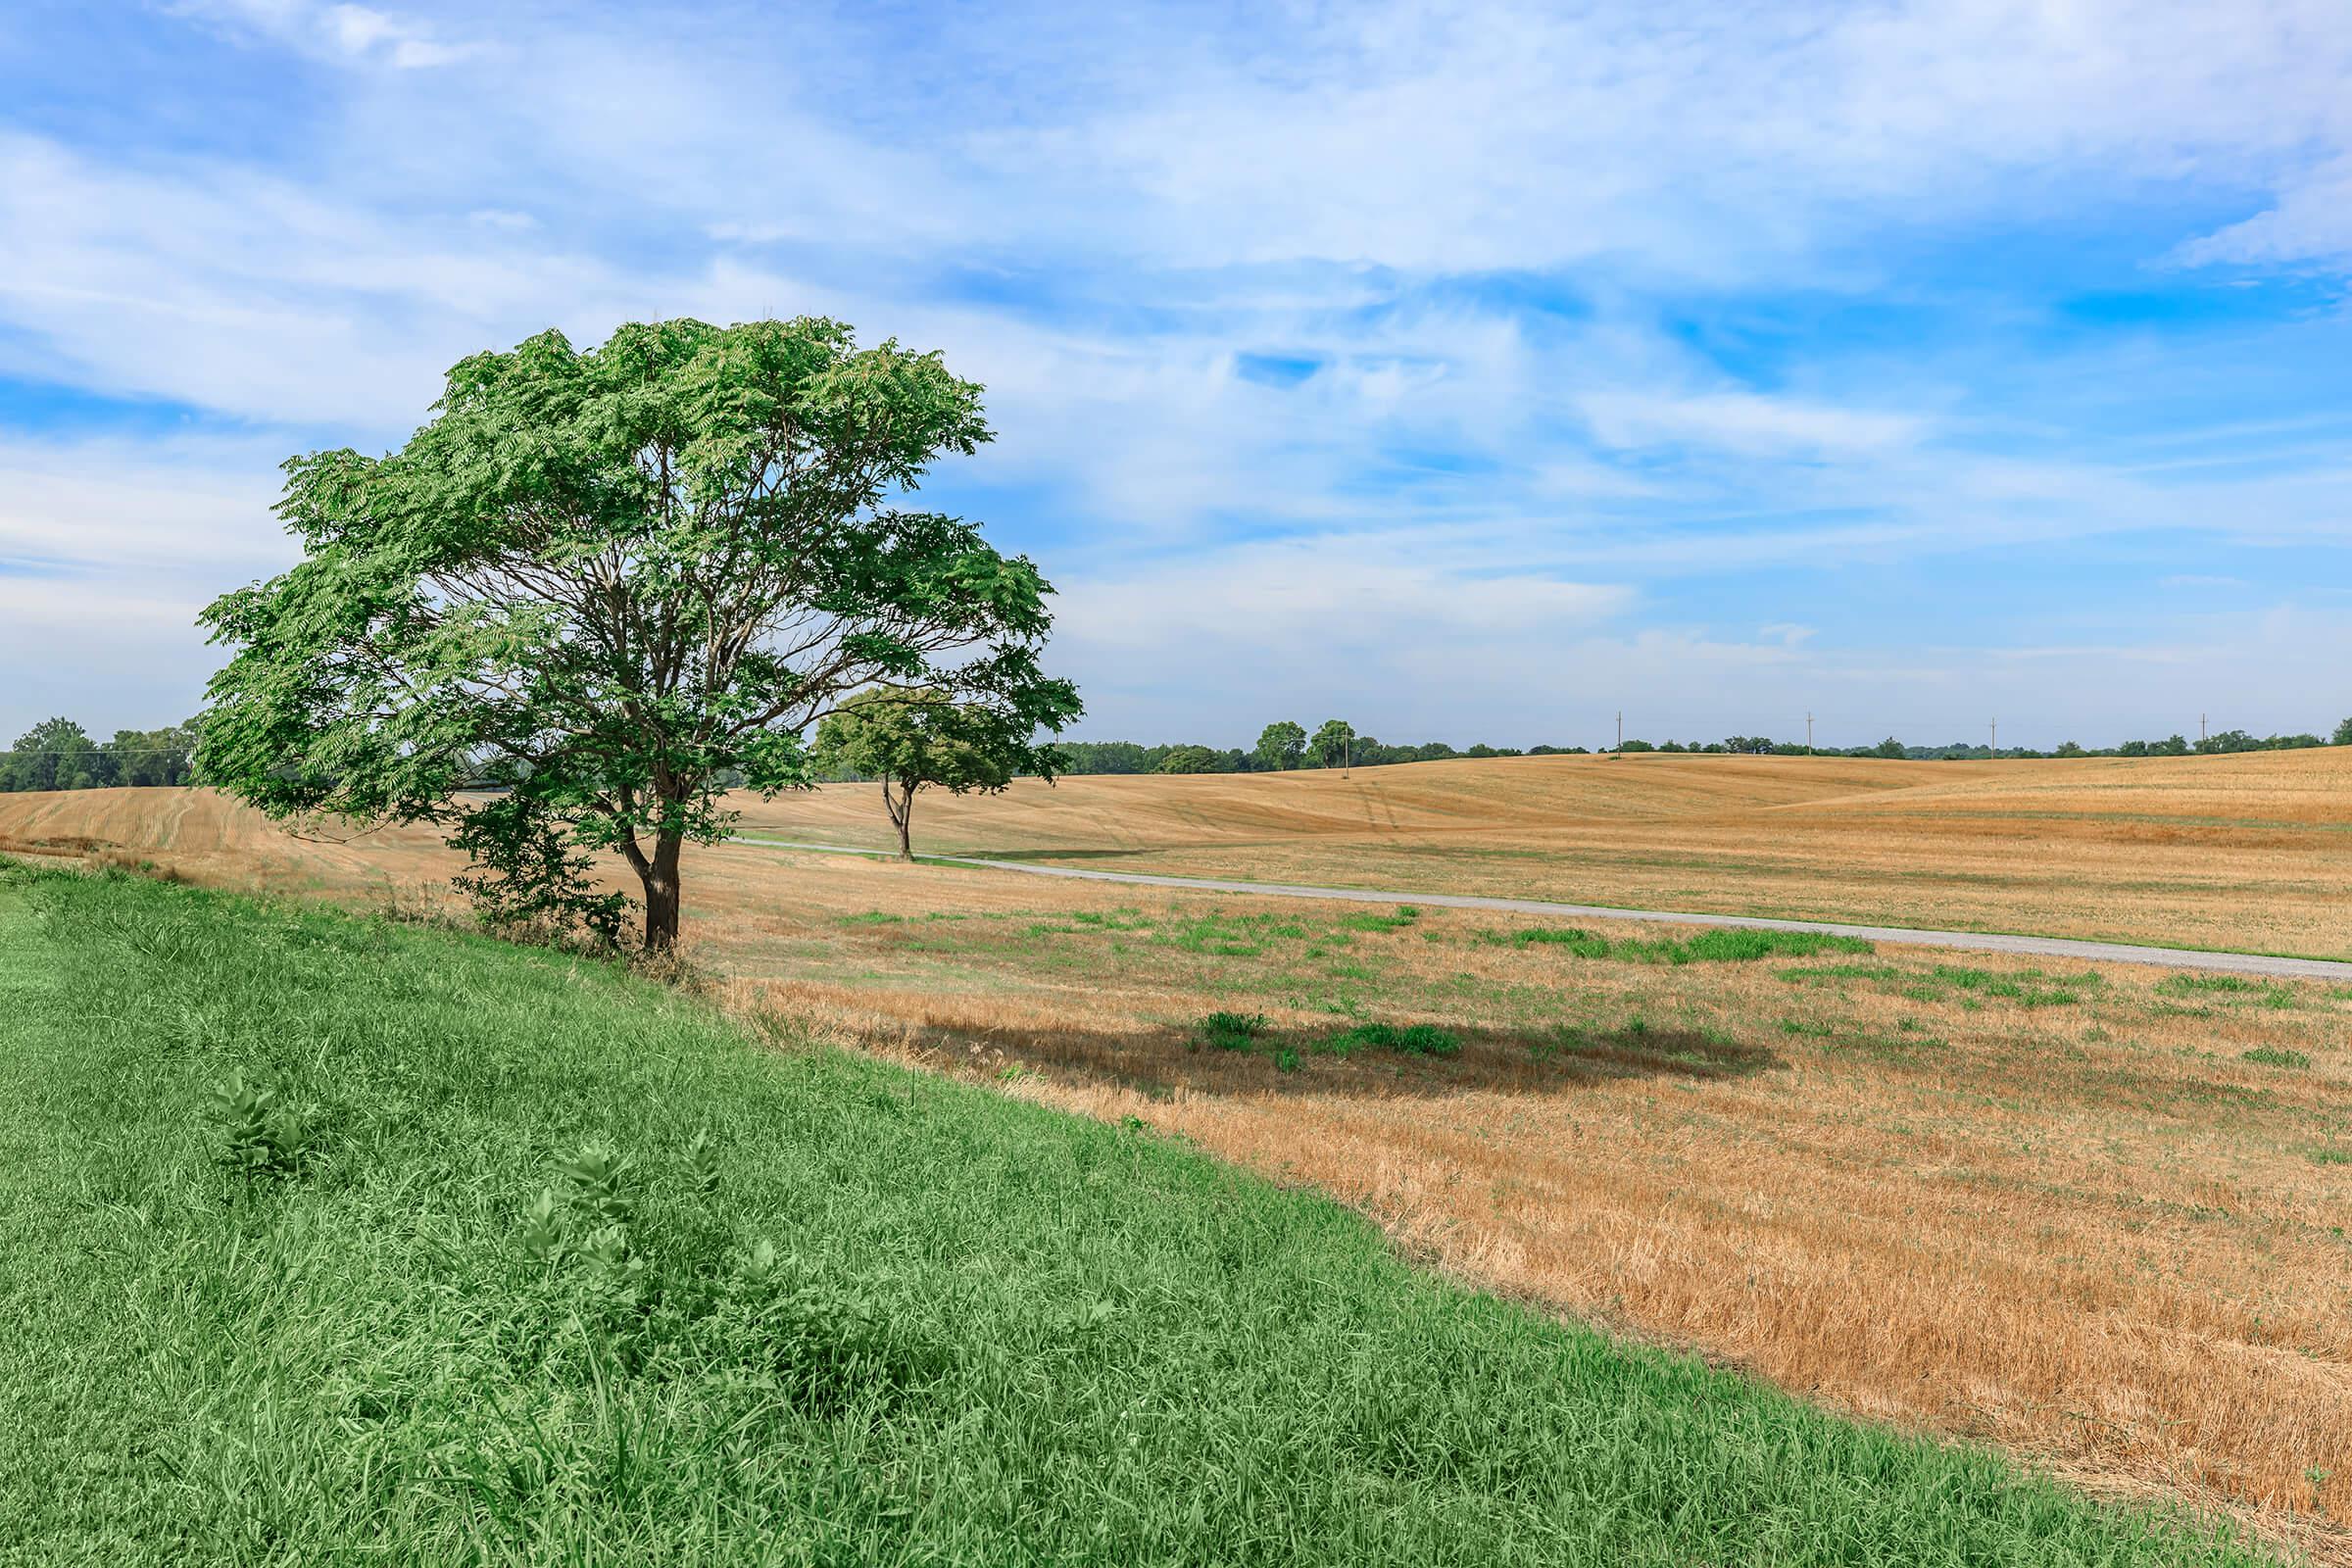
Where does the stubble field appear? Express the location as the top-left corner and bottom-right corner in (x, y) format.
(740, 748), (2352, 958)
(4, 752), (2349, 1555)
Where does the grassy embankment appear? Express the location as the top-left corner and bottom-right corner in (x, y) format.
(0, 860), (2278, 1566)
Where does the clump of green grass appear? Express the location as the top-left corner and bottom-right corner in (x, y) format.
(2162, 972), (2264, 995)
(1193, 1010), (1269, 1051)
(0, 862), (2278, 1567)
(2240, 1046), (2312, 1069)
(839, 910), (906, 924)
(1337, 906), (1421, 933)
(1321, 1021), (1462, 1057)
(2158, 973), (2295, 1008)
(1498, 925), (1873, 964)
(1922, 964), (2096, 1007)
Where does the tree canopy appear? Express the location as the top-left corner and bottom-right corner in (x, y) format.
(1253, 720), (1306, 771)
(199, 317), (1078, 947)
(1310, 718), (1356, 769)
(813, 688), (1061, 858)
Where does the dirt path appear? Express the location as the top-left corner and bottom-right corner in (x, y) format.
(729, 837), (2352, 981)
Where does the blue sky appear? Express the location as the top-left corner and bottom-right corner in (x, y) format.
(3, 0), (2349, 750)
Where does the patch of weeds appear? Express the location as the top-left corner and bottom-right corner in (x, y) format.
(205, 1069), (321, 1179)
(2161, 972), (2264, 995)
(1494, 926), (1611, 956)
(838, 911), (905, 925)
(1319, 1022), (1461, 1058)
(2308, 1146), (2351, 1166)
(2241, 1046), (2312, 1069)
(1778, 1018), (1834, 1039)
(1338, 906), (1421, 933)
(1924, 965), (2088, 1007)
(2160, 973), (2295, 1008)
(1499, 926), (1872, 964)
(1070, 910), (1151, 932)
(1193, 1011), (1269, 1052)
(1639, 928), (1874, 963)
(1274, 1046), (1300, 1073)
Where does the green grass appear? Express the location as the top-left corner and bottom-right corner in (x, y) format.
(2159, 973), (2296, 1008)
(1497, 924), (1875, 964)
(1319, 1020), (1463, 1057)
(0, 861), (2275, 1567)
(1192, 1009), (1268, 1051)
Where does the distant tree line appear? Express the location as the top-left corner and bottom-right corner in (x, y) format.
(1050, 715), (2352, 773)
(0, 717), (202, 792)
(1052, 720), (1599, 776)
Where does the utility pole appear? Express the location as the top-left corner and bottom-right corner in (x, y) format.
(1616, 710), (1623, 752)
(2200, 712), (2207, 744)
(1989, 717), (1997, 756)
(1805, 711), (1814, 755)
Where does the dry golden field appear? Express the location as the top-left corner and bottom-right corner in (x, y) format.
(6, 763), (2351, 1556)
(739, 748), (2352, 957)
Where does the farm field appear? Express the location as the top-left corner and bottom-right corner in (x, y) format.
(735, 748), (2352, 958)
(0, 862), (2278, 1566)
(5, 760), (2351, 1554)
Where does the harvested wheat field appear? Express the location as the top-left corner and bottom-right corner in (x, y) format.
(8, 771), (2352, 1557)
(739, 748), (2352, 958)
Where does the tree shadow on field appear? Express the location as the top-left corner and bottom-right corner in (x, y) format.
(900, 1013), (1784, 1103)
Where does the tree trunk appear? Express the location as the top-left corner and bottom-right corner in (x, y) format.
(884, 779), (914, 860)
(641, 830), (685, 951)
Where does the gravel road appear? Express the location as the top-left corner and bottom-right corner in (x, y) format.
(729, 837), (2352, 982)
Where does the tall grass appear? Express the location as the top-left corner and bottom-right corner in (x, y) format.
(0, 861), (2273, 1566)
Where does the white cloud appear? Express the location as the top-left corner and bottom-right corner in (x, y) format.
(0, 433), (296, 734)
(174, 0), (478, 69)
(1582, 392), (1929, 457)
(2178, 159), (2352, 270)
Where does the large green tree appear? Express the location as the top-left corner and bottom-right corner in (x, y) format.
(813, 688), (1061, 859)
(1310, 718), (1355, 770)
(107, 721), (201, 786)
(200, 318), (1079, 949)
(1253, 719), (1305, 771)
(2, 718), (108, 792)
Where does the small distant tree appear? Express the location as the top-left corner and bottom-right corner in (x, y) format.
(1872, 736), (1906, 760)
(198, 317), (1078, 950)
(814, 688), (1061, 860)
(1254, 720), (1306, 772)
(2055, 740), (2087, 758)
(2333, 717), (2352, 748)
(1311, 718), (1355, 770)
